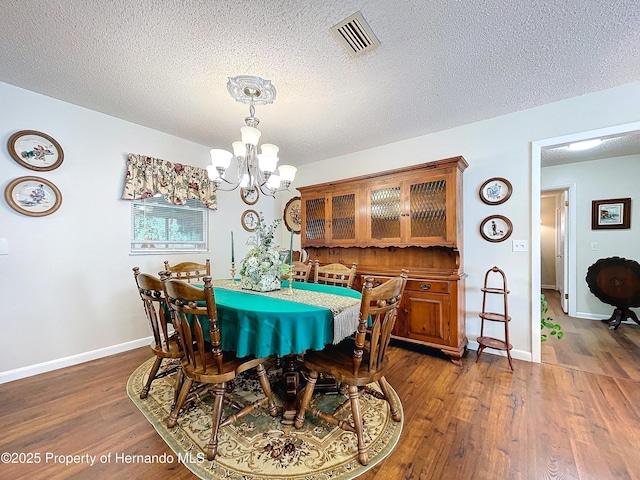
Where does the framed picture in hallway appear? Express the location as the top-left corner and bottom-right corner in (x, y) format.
(591, 198), (631, 229)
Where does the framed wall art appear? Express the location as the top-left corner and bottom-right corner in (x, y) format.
(283, 196), (302, 233)
(7, 130), (64, 171)
(592, 198), (631, 229)
(240, 187), (259, 205)
(479, 177), (512, 205)
(480, 215), (513, 242)
(241, 209), (259, 232)
(4, 176), (63, 217)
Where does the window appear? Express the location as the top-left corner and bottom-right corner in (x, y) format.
(131, 196), (208, 253)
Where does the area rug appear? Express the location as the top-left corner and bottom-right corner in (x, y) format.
(127, 357), (403, 479)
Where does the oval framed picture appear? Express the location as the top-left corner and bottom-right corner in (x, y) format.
(241, 209), (259, 232)
(240, 187), (259, 205)
(479, 177), (512, 205)
(4, 176), (63, 217)
(283, 196), (302, 233)
(7, 130), (64, 171)
(480, 215), (513, 242)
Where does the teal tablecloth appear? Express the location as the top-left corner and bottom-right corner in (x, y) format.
(202, 281), (361, 358)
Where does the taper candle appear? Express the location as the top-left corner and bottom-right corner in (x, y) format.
(289, 227), (294, 266)
(231, 231), (235, 262)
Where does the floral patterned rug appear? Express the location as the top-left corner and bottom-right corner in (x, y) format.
(127, 357), (403, 479)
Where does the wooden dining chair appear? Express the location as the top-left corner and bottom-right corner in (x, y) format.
(132, 267), (184, 401)
(294, 270), (408, 465)
(288, 260), (312, 282)
(314, 261), (357, 288)
(162, 275), (278, 460)
(163, 258), (210, 283)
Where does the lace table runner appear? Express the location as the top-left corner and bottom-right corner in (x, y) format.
(210, 279), (361, 343)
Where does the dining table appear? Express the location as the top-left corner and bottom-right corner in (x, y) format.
(190, 278), (363, 423)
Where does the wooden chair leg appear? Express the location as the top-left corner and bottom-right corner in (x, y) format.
(378, 376), (401, 422)
(140, 356), (163, 399)
(348, 384), (368, 465)
(294, 370), (318, 429)
(172, 367), (184, 410)
(167, 377), (193, 428)
(205, 383), (226, 461)
(256, 363), (278, 417)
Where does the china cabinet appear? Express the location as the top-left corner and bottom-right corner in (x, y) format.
(299, 156), (468, 363)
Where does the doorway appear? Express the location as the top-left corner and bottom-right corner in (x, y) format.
(530, 120), (640, 363)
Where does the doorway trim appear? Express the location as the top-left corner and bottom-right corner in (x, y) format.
(531, 120), (640, 363)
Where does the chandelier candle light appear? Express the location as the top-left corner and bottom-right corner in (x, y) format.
(206, 76), (297, 197)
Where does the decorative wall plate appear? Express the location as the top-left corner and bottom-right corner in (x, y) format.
(480, 215), (512, 242)
(8, 130), (64, 171)
(241, 209), (259, 232)
(240, 187), (259, 205)
(479, 177), (512, 205)
(4, 176), (63, 217)
(283, 196), (302, 233)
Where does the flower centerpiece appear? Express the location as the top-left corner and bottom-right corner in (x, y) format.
(240, 212), (289, 292)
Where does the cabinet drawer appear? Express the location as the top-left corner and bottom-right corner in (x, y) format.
(405, 279), (450, 294)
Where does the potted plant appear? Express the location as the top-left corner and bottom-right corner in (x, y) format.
(541, 293), (563, 341)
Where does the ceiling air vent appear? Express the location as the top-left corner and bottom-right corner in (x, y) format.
(330, 12), (380, 58)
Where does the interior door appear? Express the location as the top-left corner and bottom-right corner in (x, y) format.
(555, 190), (569, 313)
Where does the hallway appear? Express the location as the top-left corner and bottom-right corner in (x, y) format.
(541, 289), (640, 381)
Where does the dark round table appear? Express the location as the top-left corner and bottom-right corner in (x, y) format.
(586, 256), (640, 330)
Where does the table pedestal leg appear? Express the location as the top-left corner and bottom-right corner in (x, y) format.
(277, 355), (344, 425)
(279, 354), (302, 425)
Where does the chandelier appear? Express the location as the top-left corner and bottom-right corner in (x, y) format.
(206, 75), (297, 197)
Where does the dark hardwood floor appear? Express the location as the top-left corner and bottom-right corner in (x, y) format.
(2, 322), (639, 479)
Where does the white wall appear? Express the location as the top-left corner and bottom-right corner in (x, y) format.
(0, 82), (280, 379)
(542, 154), (640, 319)
(294, 81), (640, 362)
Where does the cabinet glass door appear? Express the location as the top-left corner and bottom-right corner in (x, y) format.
(370, 186), (401, 241)
(331, 193), (356, 241)
(304, 196), (326, 242)
(409, 179), (447, 239)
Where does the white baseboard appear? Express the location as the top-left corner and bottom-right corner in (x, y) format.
(468, 340), (532, 363)
(0, 336), (152, 385)
(576, 311), (610, 321)
(541, 285), (556, 290)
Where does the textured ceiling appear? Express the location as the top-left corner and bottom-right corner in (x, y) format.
(1, 0), (640, 167)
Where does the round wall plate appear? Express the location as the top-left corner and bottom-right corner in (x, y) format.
(5, 176), (63, 217)
(479, 177), (512, 205)
(480, 215), (513, 242)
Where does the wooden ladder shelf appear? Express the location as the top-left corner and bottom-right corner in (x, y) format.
(476, 266), (513, 370)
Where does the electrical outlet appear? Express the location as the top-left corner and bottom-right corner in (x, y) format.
(591, 242), (598, 251)
(512, 240), (528, 252)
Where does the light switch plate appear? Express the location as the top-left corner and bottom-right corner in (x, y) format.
(512, 239), (528, 252)
(0, 238), (8, 255)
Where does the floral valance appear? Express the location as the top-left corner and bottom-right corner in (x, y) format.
(121, 154), (217, 210)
